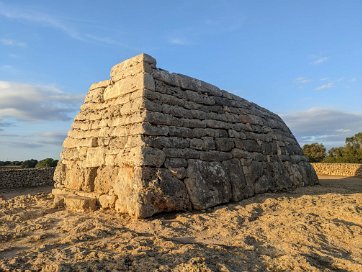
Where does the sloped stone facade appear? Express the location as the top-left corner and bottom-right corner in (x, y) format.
(53, 53), (318, 218)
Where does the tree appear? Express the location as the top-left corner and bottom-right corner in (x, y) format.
(36, 158), (58, 168)
(346, 132), (362, 149)
(302, 143), (326, 162)
(21, 159), (38, 168)
(323, 132), (362, 163)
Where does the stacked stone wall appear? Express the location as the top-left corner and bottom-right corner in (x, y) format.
(54, 55), (157, 214)
(312, 163), (362, 177)
(54, 53), (318, 218)
(0, 168), (55, 189)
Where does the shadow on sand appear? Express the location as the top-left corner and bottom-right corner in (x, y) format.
(63, 175), (361, 271)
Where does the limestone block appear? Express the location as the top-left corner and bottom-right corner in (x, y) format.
(142, 147), (166, 167)
(103, 73), (144, 100)
(111, 53), (156, 82)
(199, 151), (233, 161)
(164, 158), (188, 168)
(135, 168), (192, 217)
(84, 87), (106, 103)
(168, 167), (187, 179)
(185, 90), (215, 105)
(94, 166), (119, 194)
(53, 163), (66, 187)
(163, 148), (201, 159)
(115, 146), (142, 166)
(168, 126), (194, 138)
(203, 119), (232, 129)
(184, 160), (232, 210)
(89, 80), (110, 91)
(113, 166), (145, 217)
(215, 138), (235, 152)
(145, 111), (180, 126)
(84, 147), (105, 167)
(144, 136), (190, 149)
(181, 118), (206, 128)
(64, 165), (97, 192)
(99, 194), (117, 209)
(222, 159), (247, 201)
(143, 122), (169, 136)
(64, 195), (97, 212)
(190, 138), (204, 150)
(202, 137), (216, 150)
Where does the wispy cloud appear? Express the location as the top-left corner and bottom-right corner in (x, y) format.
(295, 76), (311, 86)
(0, 81), (82, 122)
(0, 130), (66, 149)
(311, 56), (328, 65)
(315, 82), (334, 91)
(281, 108), (362, 147)
(36, 131), (67, 146)
(0, 130), (66, 150)
(166, 13), (245, 46)
(168, 37), (190, 46)
(0, 38), (26, 47)
(0, 121), (13, 131)
(0, 2), (126, 47)
(0, 3), (84, 41)
(0, 64), (15, 71)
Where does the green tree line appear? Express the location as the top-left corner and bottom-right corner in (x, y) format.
(303, 132), (362, 163)
(0, 158), (58, 168)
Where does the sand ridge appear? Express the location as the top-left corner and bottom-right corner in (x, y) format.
(0, 176), (361, 271)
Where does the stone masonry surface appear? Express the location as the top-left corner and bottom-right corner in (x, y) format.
(312, 163), (362, 177)
(0, 168), (55, 189)
(53, 53), (318, 218)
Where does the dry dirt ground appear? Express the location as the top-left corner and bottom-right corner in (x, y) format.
(0, 176), (361, 272)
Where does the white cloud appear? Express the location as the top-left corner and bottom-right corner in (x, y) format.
(36, 131), (67, 145)
(315, 82), (334, 91)
(168, 37), (190, 46)
(281, 108), (362, 147)
(0, 38), (26, 47)
(312, 56), (328, 65)
(0, 130), (66, 150)
(0, 81), (82, 122)
(295, 76), (311, 86)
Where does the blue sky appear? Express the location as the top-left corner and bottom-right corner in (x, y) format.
(0, 0), (361, 160)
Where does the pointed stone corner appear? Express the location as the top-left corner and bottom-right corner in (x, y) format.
(54, 53), (318, 218)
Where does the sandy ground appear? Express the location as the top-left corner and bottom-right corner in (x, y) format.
(0, 176), (361, 272)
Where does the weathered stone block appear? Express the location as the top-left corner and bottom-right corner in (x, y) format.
(64, 195), (97, 212)
(99, 194), (117, 209)
(184, 160), (232, 209)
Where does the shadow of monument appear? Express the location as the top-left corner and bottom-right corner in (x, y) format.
(310, 175), (362, 196)
(62, 174), (361, 271)
(55, 229), (272, 271)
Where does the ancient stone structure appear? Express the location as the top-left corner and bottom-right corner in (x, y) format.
(53, 53), (318, 218)
(312, 163), (362, 177)
(0, 168), (55, 189)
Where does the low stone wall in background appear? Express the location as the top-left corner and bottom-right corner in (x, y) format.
(312, 163), (362, 177)
(0, 168), (55, 189)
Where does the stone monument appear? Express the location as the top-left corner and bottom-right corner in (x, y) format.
(53, 53), (318, 218)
